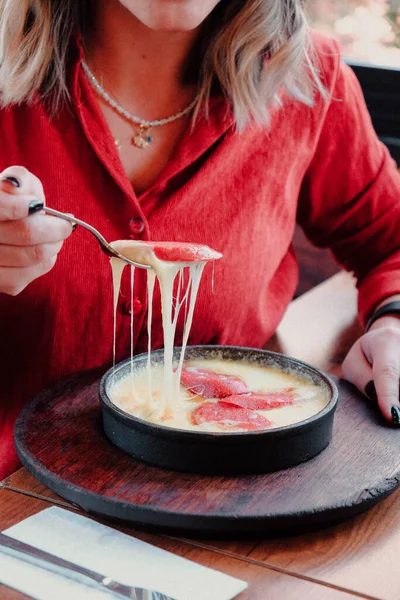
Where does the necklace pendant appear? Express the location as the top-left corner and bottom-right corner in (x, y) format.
(132, 134), (151, 149)
(132, 124), (153, 149)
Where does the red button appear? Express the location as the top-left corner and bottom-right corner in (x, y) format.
(121, 298), (143, 316)
(129, 217), (145, 235)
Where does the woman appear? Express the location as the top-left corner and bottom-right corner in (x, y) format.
(0, 0), (399, 478)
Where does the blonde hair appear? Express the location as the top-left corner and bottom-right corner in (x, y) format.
(0, 0), (324, 130)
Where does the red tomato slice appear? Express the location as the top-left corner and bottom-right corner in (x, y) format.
(151, 242), (222, 262)
(219, 389), (296, 410)
(181, 367), (249, 398)
(192, 402), (271, 431)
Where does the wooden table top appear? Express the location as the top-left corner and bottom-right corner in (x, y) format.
(1, 272), (399, 600)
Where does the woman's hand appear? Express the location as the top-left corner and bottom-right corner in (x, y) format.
(342, 314), (400, 425)
(0, 166), (73, 296)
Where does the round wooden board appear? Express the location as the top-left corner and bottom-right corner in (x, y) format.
(15, 370), (400, 535)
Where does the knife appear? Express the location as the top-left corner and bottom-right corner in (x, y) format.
(0, 532), (175, 600)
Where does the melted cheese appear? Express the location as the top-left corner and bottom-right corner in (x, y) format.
(110, 358), (329, 432)
(108, 241), (328, 433)
(109, 240), (216, 419)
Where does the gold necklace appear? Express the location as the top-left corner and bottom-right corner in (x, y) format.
(81, 60), (198, 150)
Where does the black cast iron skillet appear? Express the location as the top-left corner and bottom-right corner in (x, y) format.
(99, 346), (338, 475)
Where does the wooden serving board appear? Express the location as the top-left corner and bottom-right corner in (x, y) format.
(14, 370), (400, 535)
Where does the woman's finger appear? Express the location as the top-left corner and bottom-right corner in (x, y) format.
(361, 328), (400, 422)
(0, 192), (43, 221)
(0, 257), (58, 296)
(371, 341), (400, 422)
(0, 241), (64, 267)
(341, 338), (374, 398)
(0, 167), (46, 221)
(0, 213), (72, 246)
(0, 166), (45, 199)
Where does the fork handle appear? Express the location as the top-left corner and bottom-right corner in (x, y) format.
(0, 532), (106, 587)
(0, 533), (172, 599)
(41, 206), (151, 270)
(41, 207), (110, 245)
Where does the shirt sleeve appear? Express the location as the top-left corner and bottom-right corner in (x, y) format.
(297, 51), (400, 326)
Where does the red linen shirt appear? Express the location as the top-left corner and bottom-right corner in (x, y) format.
(1, 33), (400, 478)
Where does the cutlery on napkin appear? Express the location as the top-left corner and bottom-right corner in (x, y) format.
(0, 532), (173, 599)
(0, 507), (247, 600)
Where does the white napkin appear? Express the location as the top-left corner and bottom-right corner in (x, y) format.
(0, 507), (247, 600)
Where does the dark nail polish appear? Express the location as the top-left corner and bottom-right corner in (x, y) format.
(391, 406), (400, 427)
(28, 200), (44, 214)
(365, 380), (377, 402)
(1, 176), (20, 188)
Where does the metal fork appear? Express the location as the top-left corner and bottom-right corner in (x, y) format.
(41, 206), (151, 270)
(0, 533), (174, 600)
